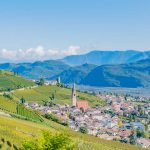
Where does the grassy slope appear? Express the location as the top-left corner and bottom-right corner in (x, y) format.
(0, 72), (144, 150)
(0, 96), (43, 122)
(0, 96), (16, 113)
(0, 116), (144, 150)
(0, 70), (35, 91)
(13, 85), (104, 107)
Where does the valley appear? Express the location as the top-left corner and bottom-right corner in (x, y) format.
(0, 71), (149, 149)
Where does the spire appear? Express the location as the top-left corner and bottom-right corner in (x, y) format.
(73, 83), (75, 90)
(72, 83), (77, 106)
(57, 76), (61, 84)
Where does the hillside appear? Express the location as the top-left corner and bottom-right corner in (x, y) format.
(0, 50), (150, 81)
(0, 73), (145, 150)
(0, 60), (70, 79)
(50, 59), (150, 88)
(13, 85), (103, 107)
(0, 70), (35, 92)
(50, 63), (96, 84)
(62, 50), (150, 66)
(0, 116), (144, 150)
(0, 95), (43, 122)
(81, 59), (150, 88)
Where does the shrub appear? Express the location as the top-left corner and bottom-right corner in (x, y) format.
(13, 144), (18, 150)
(136, 128), (144, 138)
(1, 138), (5, 143)
(38, 78), (45, 86)
(44, 114), (68, 126)
(79, 127), (88, 134)
(0, 144), (2, 149)
(3, 93), (13, 100)
(22, 131), (75, 150)
(7, 141), (12, 147)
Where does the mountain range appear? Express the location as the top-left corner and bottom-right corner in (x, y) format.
(61, 50), (150, 66)
(81, 59), (150, 88)
(0, 50), (150, 88)
(50, 63), (97, 84)
(0, 60), (70, 79)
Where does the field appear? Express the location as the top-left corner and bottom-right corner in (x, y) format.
(0, 70), (35, 92)
(0, 116), (144, 150)
(13, 85), (104, 107)
(0, 96), (43, 122)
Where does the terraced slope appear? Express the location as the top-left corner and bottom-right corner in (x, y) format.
(13, 85), (104, 107)
(0, 73), (145, 150)
(0, 70), (35, 92)
(0, 116), (144, 150)
(0, 96), (43, 122)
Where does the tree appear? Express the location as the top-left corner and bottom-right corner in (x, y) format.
(118, 120), (123, 127)
(3, 93), (13, 100)
(44, 114), (68, 126)
(38, 78), (45, 86)
(20, 97), (26, 104)
(80, 108), (84, 114)
(129, 127), (137, 145)
(42, 92), (56, 107)
(145, 124), (148, 131)
(49, 93), (55, 101)
(136, 128), (144, 138)
(22, 131), (74, 150)
(79, 127), (88, 134)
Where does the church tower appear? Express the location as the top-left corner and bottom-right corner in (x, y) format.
(72, 83), (77, 106)
(57, 76), (61, 84)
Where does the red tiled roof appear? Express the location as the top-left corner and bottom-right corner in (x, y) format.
(76, 101), (89, 109)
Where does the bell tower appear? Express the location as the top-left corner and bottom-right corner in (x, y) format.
(72, 83), (77, 106)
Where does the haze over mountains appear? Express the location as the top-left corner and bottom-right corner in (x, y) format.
(0, 60), (70, 79)
(81, 59), (150, 88)
(62, 50), (150, 66)
(0, 50), (150, 88)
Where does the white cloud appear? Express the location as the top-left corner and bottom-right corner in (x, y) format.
(0, 45), (81, 63)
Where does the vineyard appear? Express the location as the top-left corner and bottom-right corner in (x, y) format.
(0, 70), (145, 150)
(0, 70), (35, 92)
(0, 96), (43, 122)
(14, 85), (104, 107)
(0, 116), (144, 150)
(0, 94), (144, 150)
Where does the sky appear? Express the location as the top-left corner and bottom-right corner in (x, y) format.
(0, 0), (150, 62)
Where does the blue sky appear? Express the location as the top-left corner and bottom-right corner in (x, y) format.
(0, 0), (150, 62)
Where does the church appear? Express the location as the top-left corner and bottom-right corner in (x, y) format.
(72, 83), (89, 110)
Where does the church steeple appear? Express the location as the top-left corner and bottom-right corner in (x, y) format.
(72, 83), (77, 106)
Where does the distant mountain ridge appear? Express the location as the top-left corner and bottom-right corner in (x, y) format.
(53, 58), (150, 88)
(0, 60), (70, 79)
(81, 59), (150, 88)
(50, 63), (97, 84)
(61, 50), (150, 66)
(0, 50), (150, 88)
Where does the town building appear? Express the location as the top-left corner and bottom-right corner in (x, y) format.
(72, 83), (89, 110)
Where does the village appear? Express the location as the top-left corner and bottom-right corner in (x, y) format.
(23, 80), (150, 149)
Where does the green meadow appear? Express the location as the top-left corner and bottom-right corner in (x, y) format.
(0, 70), (35, 92)
(13, 85), (104, 107)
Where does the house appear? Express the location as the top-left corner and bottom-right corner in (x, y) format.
(137, 138), (150, 148)
(76, 101), (89, 110)
(44, 80), (58, 86)
(124, 122), (144, 130)
(30, 103), (39, 108)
